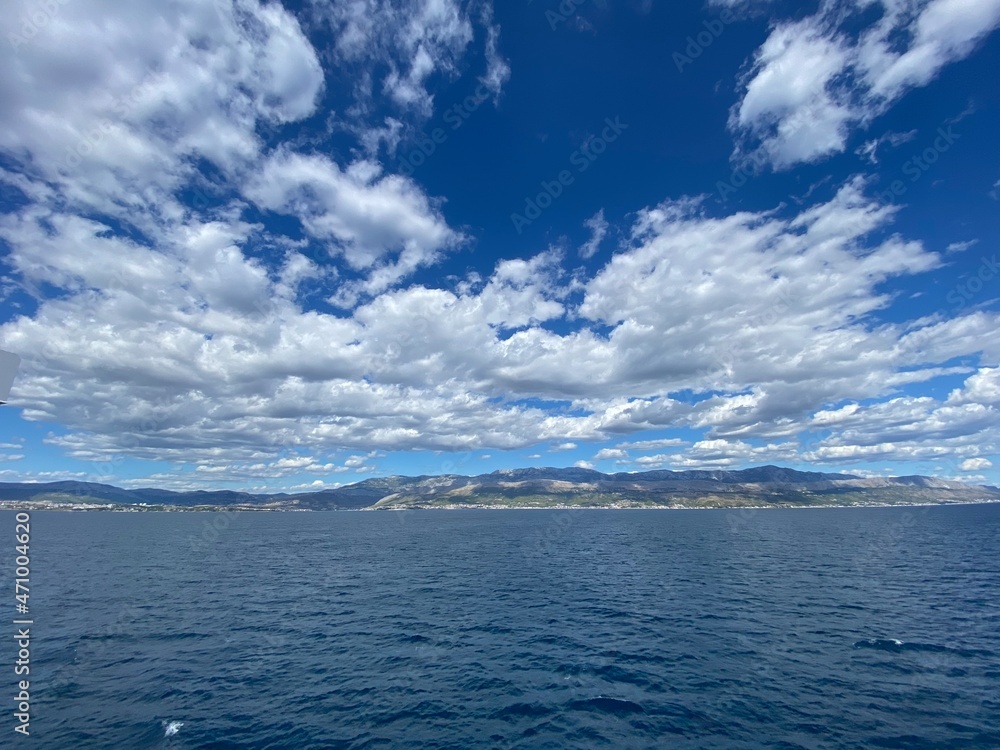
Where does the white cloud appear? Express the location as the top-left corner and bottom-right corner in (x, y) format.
(946, 239), (978, 253)
(570, 179), (954, 410)
(282, 479), (344, 491)
(622, 438), (686, 451)
(960, 458), (993, 471)
(594, 447), (628, 460)
(471, 249), (567, 330)
(798, 368), (1000, 466)
(315, 0), (505, 116)
(866, 0), (1000, 99)
(478, 2), (511, 101)
(3, 12), (1000, 491)
(731, 0), (1000, 168)
(5, 178), (996, 478)
(634, 454), (673, 466)
(0, 0), (493, 320)
(244, 149), (464, 299)
(0, 0), (323, 223)
(579, 209), (609, 259)
(856, 129), (918, 164)
(0, 470), (89, 482)
(358, 117), (405, 158)
(733, 19), (853, 168)
(0, 2), (996, 490)
(627, 439), (798, 469)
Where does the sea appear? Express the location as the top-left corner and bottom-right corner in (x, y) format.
(2, 503), (998, 749)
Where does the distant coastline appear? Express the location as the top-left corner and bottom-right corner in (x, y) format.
(0, 498), (1000, 513)
(2, 464), (999, 513)
(4, 500), (1000, 513)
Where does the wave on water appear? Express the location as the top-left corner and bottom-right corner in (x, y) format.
(568, 696), (646, 714)
(21, 508), (1000, 749)
(852, 639), (993, 657)
(853, 638), (906, 651)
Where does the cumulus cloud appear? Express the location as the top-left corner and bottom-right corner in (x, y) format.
(730, 0), (1000, 169)
(1, 0), (324, 226)
(1, 1), (998, 487)
(960, 458), (993, 471)
(245, 149), (464, 301)
(0, 0), (475, 311)
(4, 170), (998, 483)
(800, 368), (1000, 466)
(594, 447), (628, 460)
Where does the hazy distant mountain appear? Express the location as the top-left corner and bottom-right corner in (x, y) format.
(1, 465), (998, 511)
(0, 481), (143, 503)
(363, 465), (998, 510)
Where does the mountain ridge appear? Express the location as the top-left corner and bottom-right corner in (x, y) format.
(1, 465), (998, 510)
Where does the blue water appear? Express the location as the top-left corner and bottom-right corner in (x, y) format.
(2, 504), (999, 749)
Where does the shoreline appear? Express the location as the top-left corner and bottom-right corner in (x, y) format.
(2, 499), (999, 513)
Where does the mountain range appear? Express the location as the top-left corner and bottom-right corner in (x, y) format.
(1, 465), (998, 511)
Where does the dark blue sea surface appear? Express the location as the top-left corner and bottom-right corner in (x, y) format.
(3, 504), (999, 749)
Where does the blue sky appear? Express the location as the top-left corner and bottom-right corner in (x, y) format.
(1, 0), (999, 492)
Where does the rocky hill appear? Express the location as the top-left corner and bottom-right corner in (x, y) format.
(1, 465), (998, 511)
